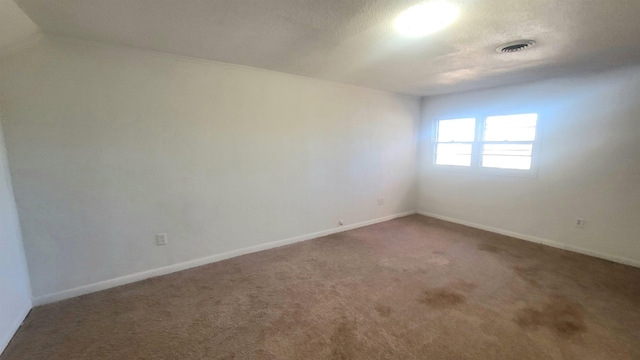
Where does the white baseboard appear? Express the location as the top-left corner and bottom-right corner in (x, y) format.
(418, 211), (640, 268)
(0, 300), (31, 356)
(33, 211), (416, 306)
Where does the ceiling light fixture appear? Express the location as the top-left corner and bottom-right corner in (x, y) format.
(394, 2), (460, 37)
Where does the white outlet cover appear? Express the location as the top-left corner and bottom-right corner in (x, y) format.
(156, 233), (168, 245)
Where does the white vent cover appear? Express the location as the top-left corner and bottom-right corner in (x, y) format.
(496, 40), (536, 53)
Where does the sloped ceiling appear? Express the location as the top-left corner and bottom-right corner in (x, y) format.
(0, 0), (39, 50)
(12, 0), (640, 95)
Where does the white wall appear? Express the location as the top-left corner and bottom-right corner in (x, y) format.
(0, 115), (32, 354)
(0, 0), (39, 52)
(418, 65), (640, 265)
(0, 37), (419, 302)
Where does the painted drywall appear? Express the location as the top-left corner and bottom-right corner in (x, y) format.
(0, 37), (419, 300)
(0, 116), (32, 354)
(418, 65), (640, 265)
(0, 0), (39, 51)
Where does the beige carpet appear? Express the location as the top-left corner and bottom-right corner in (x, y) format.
(3, 215), (640, 359)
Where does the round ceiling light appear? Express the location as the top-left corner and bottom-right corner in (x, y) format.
(394, 2), (460, 37)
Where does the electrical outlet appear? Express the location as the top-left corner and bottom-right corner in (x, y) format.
(378, 198), (385, 205)
(575, 218), (584, 229)
(156, 233), (168, 246)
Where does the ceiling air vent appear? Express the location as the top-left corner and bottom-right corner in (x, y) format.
(496, 40), (536, 53)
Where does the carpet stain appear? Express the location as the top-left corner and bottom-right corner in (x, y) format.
(515, 297), (587, 337)
(478, 243), (502, 253)
(427, 256), (450, 266)
(452, 280), (477, 291)
(330, 317), (357, 360)
(513, 265), (542, 287)
(375, 304), (392, 317)
(419, 288), (466, 308)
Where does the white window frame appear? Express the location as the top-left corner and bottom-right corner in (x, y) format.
(431, 113), (540, 177)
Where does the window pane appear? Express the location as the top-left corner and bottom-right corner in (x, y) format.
(436, 143), (472, 166)
(482, 156), (531, 170)
(483, 144), (532, 156)
(484, 114), (537, 141)
(437, 118), (476, 142)
(482, 144), (532, 170)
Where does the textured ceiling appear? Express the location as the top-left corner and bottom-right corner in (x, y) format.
(13, 0), (640, 96)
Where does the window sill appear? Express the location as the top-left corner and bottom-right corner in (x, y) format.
(428, 164), (539, 178)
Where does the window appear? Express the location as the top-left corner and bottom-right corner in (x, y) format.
(433, 113), (538, 171)
(434, 118), (475, 166)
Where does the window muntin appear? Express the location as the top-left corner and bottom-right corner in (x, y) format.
(434, 114), (538, 171)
